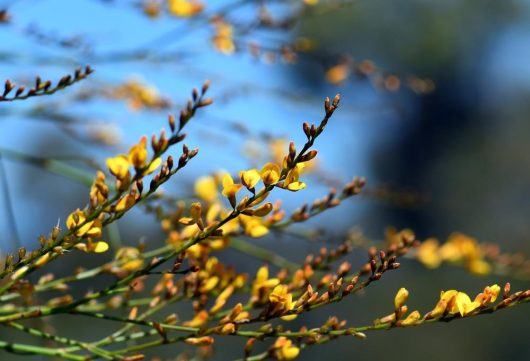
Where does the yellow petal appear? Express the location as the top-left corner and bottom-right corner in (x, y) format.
(145, 157), (162, 175)
(286, 182), (306, 191)
(85, 225), (102, 238)
(394, 288), (409, 310)
(168, 0), (204, 17)
(252, 203), (273, 217)
(416, 238), (442, 268)
(454, 292), (472, 316)
(463, 301), (481, 315)
(77, 220), (96, 237)
(115, 194), (136, 212)
(240, 169), (261, 189)
(279, 345), (300, 360)
(261, 163), (281, 185)
(280, 314), (298, 321)
(195, 176), (218, 202)
(326, 63), (350, 85)
(128, 138), (148, 168)
(94, 241), (109, 253)
(400, 310), (421, 326)
(106, 155), (130, 179)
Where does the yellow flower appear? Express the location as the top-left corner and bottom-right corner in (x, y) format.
(303, 0), (318, 5)
(240, 215), (269, 238)
(167, 0), (204, 17)
(222, 173), (243, 198)
(468, 259), (491, 276)
(184, 336), (214, 346)
(200, 276), (219, 293)
(252, 265), (280, 297)
(283, 167), (306, 191)
(239, 169), (261, 190)
(269, 285), (297, 320)
(428, 299), (448, 319)
(400, 310), (421, 326)
(274, 337), (300, 360)
(394, 288), (409, 310)
(76, 241), (109, 253)
(195, 176), (218, 202)
(115, 247), (144, 271)
(474, 284), (501, 306)
(183, 310), (209, 327)
(92, 241), (109, 253)
(325, 63), (350, 85)
(128, 137), (148, 169)
(260, 163), (281, 185)
(66, 209), (102, 238)
(441, 290), (480, 316)
(90, 171), (109, 206)
(106, 155), (130, 179)
(115, 194), (136, 212)
(252, 203), (273, 217)
(212, 21), (235, 54)
(440, 233), (490, 275)
(416, 238), (442, 268)
(222, 173), (243, 208)
(146, 157), (162, 175)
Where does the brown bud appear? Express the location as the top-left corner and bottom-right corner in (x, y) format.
(202, 80), (210, 94)
(503, 282), (511, 299)
(18, 247), (26, 261)
(303, 122), (311, 138)
(15, 86), (25, 97)
(245, 338), (256, 356)
(198, 98), (213, 107)
(168, 114), (176, 132)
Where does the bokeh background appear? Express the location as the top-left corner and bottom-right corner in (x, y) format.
(1, 0), (530, 360)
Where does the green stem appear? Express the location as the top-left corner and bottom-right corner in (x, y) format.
(5, 322), (117, 360)
(0, 340), (86, 360)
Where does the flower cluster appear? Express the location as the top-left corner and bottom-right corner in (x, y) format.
(416, 232), (491, 275)
(0, 89), (529, 361)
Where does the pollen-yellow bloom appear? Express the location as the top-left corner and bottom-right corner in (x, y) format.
(252, 265), (280, 296)
(325, 63), (350, 85)
(474, 284), (501, 306)
(260, 163), (281, 185)
(269, 284), (296, 318)
(394, 287), (409, 310)
(115, 247), (144, 271)
(66, 209), (102, 238)
(440, 290), (481, 316)
(212, 22), (235, 54)
(195, 175), (218, 203)
(241, 215), (269, 238)
(115, 194), (136, 212)
(90, 171), (109, 206)
(93, 241), (109, 253)
(240, 169), (261, 190)
(145, 157), (162, 175)
(400, 310), (421, 326)
(167, 0), (204, 17)
(416, 238), (442, 268)
(106, 155), (130, 179)
(274, 337), (300, 360)
(183, 310), (209, 328)
(222, 173), (243, 198)
(128, 137), (148, 168)
(283, 167), (306, 191)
